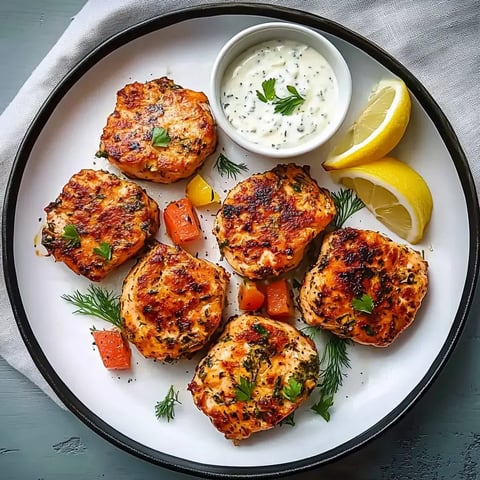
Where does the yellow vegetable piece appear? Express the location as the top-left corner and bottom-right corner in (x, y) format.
(186, 174), (221, 207)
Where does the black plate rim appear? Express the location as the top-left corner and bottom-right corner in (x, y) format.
(2, 3), (479, 479)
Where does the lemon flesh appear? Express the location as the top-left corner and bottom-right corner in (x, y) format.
(331, 157), (433, 244)
(323, 79), (411, 170)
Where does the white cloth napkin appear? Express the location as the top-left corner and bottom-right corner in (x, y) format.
(1, 0), (479, 406)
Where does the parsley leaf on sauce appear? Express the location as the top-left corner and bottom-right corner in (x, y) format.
(256, 78), (306, 116)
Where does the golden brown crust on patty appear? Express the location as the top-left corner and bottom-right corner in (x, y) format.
(188, 314), (319, 442)
(99, 77), (216, 183)
(121, 242), (229, 362)
(41, 169), (160, 281)
(299, 227), (428, 347)
(213, 163), (336, 280)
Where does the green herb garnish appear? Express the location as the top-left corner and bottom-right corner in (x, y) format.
(62, 224), (80, 247)
(282, 378), (302, 402)
(311, 334), (351, 421)
(361, 324), (376, 336)
(252, 323), (269, 336)
(235, 376), (256, 402)
(256, 78), (306, 116)
(352, 294), (374, 314)
(274, 85), (306, 115)
(151, 126), (171, 147)
(155, 385), (181, 422)
(61, 284), (121, 328)
(256, 78), (276, 102)
(95, 150), (108, 158)
(301, 325), (322, 339)
(311, 393), (334, 421)
(279, 412), (296, 427)
(214, 153), (248, 180)
(331, 188), (365, 228)
(93, 242), (112, 261)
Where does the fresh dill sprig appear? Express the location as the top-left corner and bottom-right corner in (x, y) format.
(155, 385), (181, 422)
(311, 334), (351, 421)
(61, 284), (121, 329)
(300, 325), (323, 340)
(214, 153), (248, 180)
(331, 188), (365, 228)
(318, 335), (351, 396)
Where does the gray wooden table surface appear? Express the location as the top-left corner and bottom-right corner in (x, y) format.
(1, 1), (479, 479)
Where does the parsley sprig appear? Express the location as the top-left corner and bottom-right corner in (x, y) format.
(235, 376), (256, 402)
(256, 78), (306, 116)
(311, 334), (351, 421)
(151, 126), (171, 147)
(93, 242), (112, 261)
(61, 285), (122, 329)
(279, 412), (296, 427)
(282, 378), (302, 402)
(352, 293), (374, 314)
(331, 188), (365, 228)
(62, 224), (81, 247)
(214, 153), (248, 180)
(155, 385), (181, 422)
(252, 323), (269, 337)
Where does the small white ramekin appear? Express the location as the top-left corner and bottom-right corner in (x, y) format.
(210, 22), (352, 158)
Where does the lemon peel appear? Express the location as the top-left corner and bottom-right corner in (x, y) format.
(323, 79), (411, 170)
(330, 157), (433, 244)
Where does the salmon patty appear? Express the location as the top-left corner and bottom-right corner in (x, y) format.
(41, 169), (160, 281)
(99, 77), (216, 183)
(299, 227), (429, 347)
(213, 163), (336, 279)
(188, 314), (319, 442)
(121, 242), (229, 362)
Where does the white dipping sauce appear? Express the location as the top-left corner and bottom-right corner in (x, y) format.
(221, 39), (338, 150)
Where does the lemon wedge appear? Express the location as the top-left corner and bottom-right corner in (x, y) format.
(330, 157), (433, 244)
(323, 79), (411, 170)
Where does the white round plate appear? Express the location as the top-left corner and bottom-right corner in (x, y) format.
(3, 4), (479, 479)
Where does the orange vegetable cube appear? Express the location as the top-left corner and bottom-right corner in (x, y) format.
(265, 278), (295, 319)
(164, 198), (202, 245)
(238, 279), (265, 311)
(91, 329), (131, 370)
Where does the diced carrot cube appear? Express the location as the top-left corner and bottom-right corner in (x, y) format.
(92, 329), (131, 370)
(238, 279), (265, 311)
(265, 278), (295, 319)
(164, 198), (202, 245)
